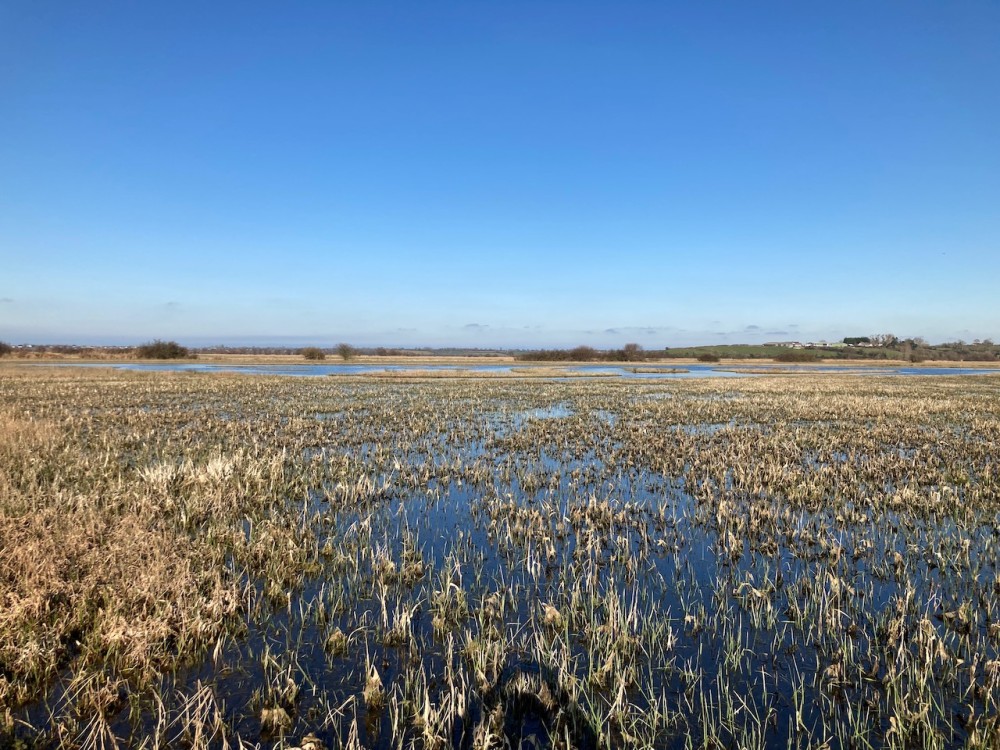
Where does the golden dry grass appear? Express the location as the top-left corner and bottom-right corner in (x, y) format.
(0, 403), (242, 726)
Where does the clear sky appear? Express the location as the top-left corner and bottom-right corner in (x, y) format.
(2, 2), (998, 348)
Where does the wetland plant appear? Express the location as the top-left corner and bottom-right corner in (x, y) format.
(0, 366), (999, 748)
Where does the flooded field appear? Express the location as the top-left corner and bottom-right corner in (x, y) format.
(2, 368), (999, 749)
(37, 361), (1000, 379)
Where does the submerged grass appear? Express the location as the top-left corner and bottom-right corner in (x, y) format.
(1, 367), (999, 748)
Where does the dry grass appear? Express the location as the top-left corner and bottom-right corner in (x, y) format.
(0, 404), (242, 734)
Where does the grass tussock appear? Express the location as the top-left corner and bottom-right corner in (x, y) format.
(0, 407), (241, 733)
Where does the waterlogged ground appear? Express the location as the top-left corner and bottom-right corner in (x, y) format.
(38, 361), (1000, 379)
(1, 368), (1000, 749)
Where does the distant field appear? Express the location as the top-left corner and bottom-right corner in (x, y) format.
(662, 344), (904, 359)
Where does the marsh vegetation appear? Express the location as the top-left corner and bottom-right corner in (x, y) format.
(1, 367), (999, 749)
(134, 341), (193, 360)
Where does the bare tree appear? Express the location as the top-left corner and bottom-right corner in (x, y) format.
(870, 333), (898, 348)
(622, 343), (644, 362)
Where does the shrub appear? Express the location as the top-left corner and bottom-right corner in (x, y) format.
(605, 343), (646, 362)
(774, 350), (817, 363)
(569, 346), (598, 361)
(515, 349), (572, 362)
(134, 340), (190, 359)
(621, 343), (644, 362)
(336, 343), (355, 361)
(697, 352), (720, 363)
(301, 347), (326, 361)
(0, 341), (11, 357)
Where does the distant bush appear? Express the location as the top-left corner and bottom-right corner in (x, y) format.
(0, 341), (11, 357)
(569, 345), (599, 361)
(301, 347), (326, 361)
(697, 352), (720, 362)
(336, 343), (355, 361)
(774, 350), (817, 363)
(622, 343), (644, 362)
(607, 343), (646, 362)
(513, 344), (639, 362)
(134, 340), (190, 359)
(516, 349), (566, 362)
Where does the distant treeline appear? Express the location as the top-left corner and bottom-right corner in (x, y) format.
(195, 346), (507, 357)
(664, 338), (1000, 362)
(887, 339), (999, 362)
(0, 343), (137, 359)
(516, 337), (1000, 363)
(4, 338), (999, 363)
(515, 344), (648, 362)
(3, 344), (509, 358)
(2, 341), (197, 360)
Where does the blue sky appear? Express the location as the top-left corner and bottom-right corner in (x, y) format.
(2, 2), (998, 348)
